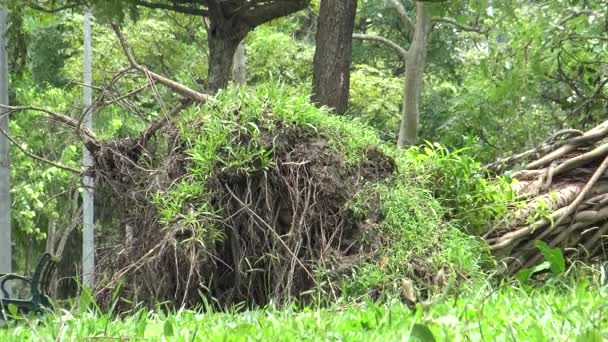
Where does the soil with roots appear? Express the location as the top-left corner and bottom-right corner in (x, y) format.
(92, 122), (395, 310)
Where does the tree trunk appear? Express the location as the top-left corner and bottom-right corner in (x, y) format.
(207, 32), (241, 92)
(0, 5), (11, 278)
(232, 40), (247, 86)
(82, 10), (95, 287)
(311, 0), (357, 114)
(398, 2), (431, 147)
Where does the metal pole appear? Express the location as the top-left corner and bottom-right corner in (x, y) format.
(0, 5), (12, 281)
(82, 11), (95, 287)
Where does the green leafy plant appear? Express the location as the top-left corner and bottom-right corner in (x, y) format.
(2, 279), (607, 340)
(516, 240), (566, 284)
(403, 142), (515, 235)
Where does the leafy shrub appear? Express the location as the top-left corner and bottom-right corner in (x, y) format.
(348, 64), (402, 142)
(247, 26), (314, 86)
(341, 174), (494, 300)
(401, 142), (515, 235)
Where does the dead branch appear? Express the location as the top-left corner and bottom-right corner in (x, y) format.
(0, 104), (98, 145)
(111, 22), (211, 103)
(0, 126), (81, 174)
(352, 33), (408, 61)
(140, 100), (193, 146)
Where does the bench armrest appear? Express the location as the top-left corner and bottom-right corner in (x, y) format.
(0, 275), (32, 299)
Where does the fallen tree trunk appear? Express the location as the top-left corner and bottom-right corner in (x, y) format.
(485, 121), (608, 275)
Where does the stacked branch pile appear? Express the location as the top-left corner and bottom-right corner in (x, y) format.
(485, 121), (608, 274)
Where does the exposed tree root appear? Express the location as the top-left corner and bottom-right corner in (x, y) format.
(93, 123), (395, 310)
(486, 122), (608, 275)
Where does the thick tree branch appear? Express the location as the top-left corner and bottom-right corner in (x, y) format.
(0, 105), (97, 143)
(132, 0), (208, 16)
(389, 0), (415, 39)
(111, 22), (211, 103)
(552, 154), (608, 229)
(27, 2), (80, 13)
(432, 17), (488, 34)
(243, 0), (310, 29)
(353, 33), (408, 62)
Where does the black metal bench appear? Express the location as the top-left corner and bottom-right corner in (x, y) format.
(0, 252), (59, 320)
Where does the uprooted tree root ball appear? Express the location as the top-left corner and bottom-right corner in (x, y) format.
(92, 105), (396, 310)
(70, 27), (490, 310)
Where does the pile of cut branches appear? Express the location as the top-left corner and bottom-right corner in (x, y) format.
(485, 122), (608, 275)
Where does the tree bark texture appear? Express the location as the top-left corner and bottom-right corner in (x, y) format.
(207, 31), (242, 92)
(232, 40), (247, 86)
(311, 0), (358, 114)
(0, 5), (11, 277)
(398, 2), (431, 147)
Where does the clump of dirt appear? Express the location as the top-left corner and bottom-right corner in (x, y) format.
(93, 120), (395, 310)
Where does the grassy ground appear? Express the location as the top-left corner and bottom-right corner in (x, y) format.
(1, 280), (606, 341)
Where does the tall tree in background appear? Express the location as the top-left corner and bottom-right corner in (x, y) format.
(311, 0), (357, 114)
(196, 0), (310, 91)
(354, 0), (486, 147)
(26, 0), (310, 92)
(399, 1), (430, 147)
(0, 5), (11, 277)
(82, 10), (95, 287)
(354, 0), (431, 147)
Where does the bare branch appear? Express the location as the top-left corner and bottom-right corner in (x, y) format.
(0, 104), (97, 143)
(567, 34), (608, 41)
(353, 33), (408, 61)
(243, 0), (310, 30)
(133, 0), (208, 16)
(432, 17), (488, 34)
(111, 22), (211, 103)
(559, 9), (601, 25)
(0, 126), (81, 174)
(27, 2), (81, 13)
(389, 0), (415, 39)
(102, 83), (150, 106)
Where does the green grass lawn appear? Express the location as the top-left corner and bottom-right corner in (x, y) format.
(2, 280), (606, 341)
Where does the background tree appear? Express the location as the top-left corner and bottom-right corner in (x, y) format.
(354, 0), (487, 147)
(429, 0), (608, 161)
(311, 0), (357, 114)
(24, 0), (311, 91)
(398, 1), (430, 147)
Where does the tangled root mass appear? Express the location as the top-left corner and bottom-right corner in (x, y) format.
(94, 121), (395, 309)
